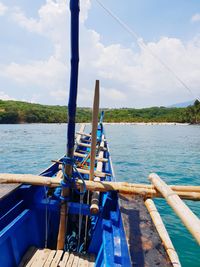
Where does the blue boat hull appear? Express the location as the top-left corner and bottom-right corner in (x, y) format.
(0, 126), (132, 267)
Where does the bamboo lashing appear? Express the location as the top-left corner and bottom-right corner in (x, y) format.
(145, 199), (181, 267)
(149, 173), (200, 245)
(57, 124), (85, 250)
(0, 173), (200, 201)
(90, 135), (105, 214)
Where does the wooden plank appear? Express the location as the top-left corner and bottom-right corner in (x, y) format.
(78, 255), (89, 267)
(88, 254), (95, 267)
(71, 254), (79, 267)
(77, 255), (84, 267)
(31, 249), (51, 267)
(18, 247), (37, 267)
(50, 250), (63, 267)
(43, 250), (56, 267)
(19, 249), (95, 267)
(26, 249), (41, 267)
(0, 184), (20, 200)
(119, 194), (172, 267)
(58, 252), (69, 267)
(66, 253), (74, 267)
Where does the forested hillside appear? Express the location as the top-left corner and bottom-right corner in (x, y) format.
(0, 99), (199, 124)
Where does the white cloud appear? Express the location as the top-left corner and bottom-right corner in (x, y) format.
(0, 91), (15, 100)
(0, 0), (200, 107)
(50, 89), (67, 101)
(80, 0), (91, 22)
(2, 56), (67, 89)
(0, 2), (7, 16)
(191, 13), (200, 23)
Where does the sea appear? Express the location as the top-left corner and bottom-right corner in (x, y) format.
(0, 123), (199, 267)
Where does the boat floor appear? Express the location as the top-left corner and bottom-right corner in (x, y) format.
(0, 184), (20, 200)
(119, 194), (172, 267)
(19, 247), (95, 267)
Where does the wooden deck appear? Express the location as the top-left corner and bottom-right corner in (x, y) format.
(119, 194), (172, 267)
(19, 247), (95, 267)
(0, 184), (19, 200)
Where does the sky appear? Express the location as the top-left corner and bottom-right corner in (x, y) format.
(0, 0), (200, 108)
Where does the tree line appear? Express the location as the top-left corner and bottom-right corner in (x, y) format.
(0, 99), (199, 124)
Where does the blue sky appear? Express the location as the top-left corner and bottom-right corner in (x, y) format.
(0, 0), (200, 107)
(87, 0), (200, 44)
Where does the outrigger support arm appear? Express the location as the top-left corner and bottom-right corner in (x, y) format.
(57, 0), (80, 250)
(0, 173), (200, 200)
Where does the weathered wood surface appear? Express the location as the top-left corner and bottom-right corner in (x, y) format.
(0, 184), (20, 200)
(89, 80), (99, 181)
(19, 247), (95, 267)
(119, 194), (172, 267)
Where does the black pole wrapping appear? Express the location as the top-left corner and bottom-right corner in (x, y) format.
(67, 0), (80, 156)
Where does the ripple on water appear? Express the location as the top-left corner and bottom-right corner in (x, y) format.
(0, 123), (200, 267)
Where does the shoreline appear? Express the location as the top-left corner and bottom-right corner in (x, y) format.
(0, 122), (191, 126)
(103, 122), (190, 125)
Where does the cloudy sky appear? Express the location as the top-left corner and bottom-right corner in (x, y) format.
(0, 0), (200, 108)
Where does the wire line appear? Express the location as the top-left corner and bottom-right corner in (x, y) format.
(95, 0), (199, 101)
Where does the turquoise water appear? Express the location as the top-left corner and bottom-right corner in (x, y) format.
(0, 123), (200, 266)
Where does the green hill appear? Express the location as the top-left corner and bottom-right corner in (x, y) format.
(0, 99), (199, 124)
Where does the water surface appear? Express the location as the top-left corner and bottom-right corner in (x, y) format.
(0, 123), (199, 266)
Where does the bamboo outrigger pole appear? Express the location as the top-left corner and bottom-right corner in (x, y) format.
(149, 173), (200, 245)
(57, 0), (80, 250)
(1, 174), (200, 200)
(145, 199), (181, 267)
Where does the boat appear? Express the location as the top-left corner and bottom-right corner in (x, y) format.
(0, 1), (200, 267)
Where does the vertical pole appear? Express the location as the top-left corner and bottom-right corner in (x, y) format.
(84, 81), (100, 248)
(89, 80), (100, 181)
(57, 0), (80, 250)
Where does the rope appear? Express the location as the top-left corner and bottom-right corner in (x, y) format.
(60, 156), (87, 196)
(95, 0), (200, 101)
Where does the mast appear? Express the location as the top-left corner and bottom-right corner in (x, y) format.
(67, 0), (80, 155)
(57, 0), (80, 250)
